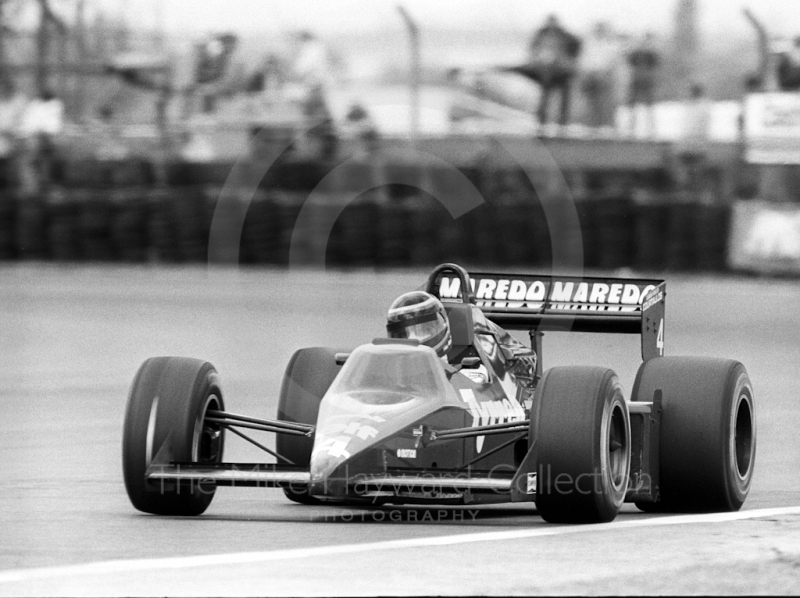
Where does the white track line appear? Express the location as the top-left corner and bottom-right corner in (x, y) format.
(2, 506), (799, 585)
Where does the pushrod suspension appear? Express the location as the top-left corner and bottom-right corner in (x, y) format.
(206, 409), (314, 436)
(432, 419), (529, 441)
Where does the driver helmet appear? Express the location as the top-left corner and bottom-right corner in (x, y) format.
(386, 291), (452, 357)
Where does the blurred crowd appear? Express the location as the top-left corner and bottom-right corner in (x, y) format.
(0, 27), (376, 193)
(0, 81), (64, 196)
(450, 15), (686, 138)
(2, 5), (799, 193)
(444, 10), (800, 198)
(450, 11), (800, 138)
(241, 30), (376, 160)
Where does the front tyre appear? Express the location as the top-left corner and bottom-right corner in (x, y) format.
(122, 357), (225, 516)
(632, 357), (755, 513)
(277, 347), (343, 504)
(534, 367), (631, 524)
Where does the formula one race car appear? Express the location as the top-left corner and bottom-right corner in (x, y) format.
(122, 263), (756, 523)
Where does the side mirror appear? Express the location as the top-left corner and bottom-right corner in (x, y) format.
(334, 353), (350, 365)
(460, 356), (481, 369)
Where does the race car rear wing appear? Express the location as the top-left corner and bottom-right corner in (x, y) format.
(426, 264), (666, 362)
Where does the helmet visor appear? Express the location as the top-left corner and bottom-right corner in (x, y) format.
(391, 318), (445, 343)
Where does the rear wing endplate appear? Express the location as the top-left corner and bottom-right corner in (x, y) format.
(426, 264), (666, 362)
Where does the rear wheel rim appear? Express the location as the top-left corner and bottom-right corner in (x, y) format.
(602, 398), (630, 498)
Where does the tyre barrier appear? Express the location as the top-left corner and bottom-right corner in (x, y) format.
(375, 198), (411, 267)
(111, 189), (151, 263)
(553, 194), (592, 269)
(592, 195), (636, 270)
(15, 195), (48, 260)
(333, 192), (379, 266)
(405, 194), (446, 266)
(634, 197), (670, 272)
(80, 190), (116, 261)
(146, 189), (178, 263)
(0, 193), (16, 259)
(0, 187), (737, 271)
(666, 198), (699, 272)
(382, 163), (426, 201)
(61, 159), (155, 189)
(240, 190), (281, 264)
(574, 199), (600, 269)
(273, 192), (304, 265)
(48, 191), (81, 261)
(166, 161), (234, 188)
(466, 203), (500, 266)
(514, 201), (552, 268)
(264, 160), (329, 192)
(693, 202), (730, 272)
(284, 191), (339, 266)
(172, 187), (212, 262)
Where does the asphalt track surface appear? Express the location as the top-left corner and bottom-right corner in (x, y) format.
(1, 265), (800, 596)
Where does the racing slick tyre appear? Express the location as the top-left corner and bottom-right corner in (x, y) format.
(631, 357), (755, 513)
(122, 357), (225, 516)
(277, 347), (343, 504)
(534, 367), (631, 524)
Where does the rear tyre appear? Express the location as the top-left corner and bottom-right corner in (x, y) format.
(632, 357), (756, 513)
(277, 347), (343, 504)
(122, 357), (225, 516)
(534, 367), (631, 524)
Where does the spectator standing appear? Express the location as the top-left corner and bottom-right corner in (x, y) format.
(0, 80), (27, 188)
(344, 102), (379, 156)
(259, 53), (287, 101)
(742, 8), (772, 92)
(527, 15), (581, 126)
(777, 36), (800, 91)
(289, 31), (339, 160)
(292, 32), (332, 88)
(18, 88), (64, 196)
(682, 84), (712, 141)
(93, 105), (129, 161)
(446, 67), (489, 134)
(627, 32), (660, 138)
(181, 131), (215, 162)
(289, 30), (336, 115)
(302, 83), (337, 161)
(677, 83), (713, 192)
(579, 22), (622, 129)
(194, 32), (238, 113)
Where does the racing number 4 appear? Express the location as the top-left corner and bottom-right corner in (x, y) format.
(656, 318), (664, 356)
